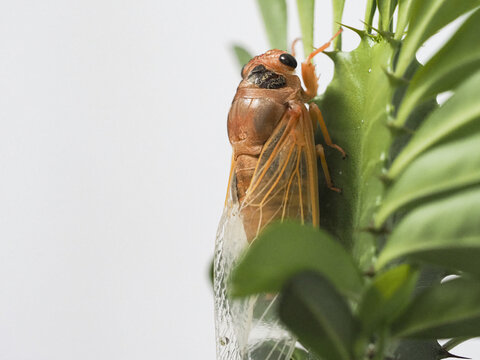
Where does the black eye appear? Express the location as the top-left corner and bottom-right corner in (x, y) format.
(279, 53), (297, 69)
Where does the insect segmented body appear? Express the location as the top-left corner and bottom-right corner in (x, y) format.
(215, 31), (345, 360)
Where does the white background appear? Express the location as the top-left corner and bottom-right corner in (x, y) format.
(0, 0), (478, 359)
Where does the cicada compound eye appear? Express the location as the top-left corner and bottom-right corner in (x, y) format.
(279, 53), (297, 69)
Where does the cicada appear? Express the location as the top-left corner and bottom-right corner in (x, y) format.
(214, 30), (345, 360)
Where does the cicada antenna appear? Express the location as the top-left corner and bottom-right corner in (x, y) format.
(290, 37), (302, 58)
(306, 28), (343, 63)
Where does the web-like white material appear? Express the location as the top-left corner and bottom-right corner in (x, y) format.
(214, 197), (297, 360)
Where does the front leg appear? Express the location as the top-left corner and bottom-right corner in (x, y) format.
(301, 61), (319, 101)
(301, 29), (343, 101)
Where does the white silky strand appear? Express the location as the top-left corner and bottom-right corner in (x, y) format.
(214, 197), (297, 360)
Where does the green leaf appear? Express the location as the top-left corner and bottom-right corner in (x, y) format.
(358, 264), (418, 333)
(395, 0), (480, 76)
(377, 187), (480, 276)
(395, 0), (414, 40)
(296, 0), (315, 57)
(364, 0), (376, 30)
(232, 45), (253, 69)
(257, 0), (288, 50)
(442, 337), (474, 351)
(331, 0), (345, 50)
(388, 70), (480, 179)
(394, 340), (443, 360)
(229, 222), (363, 298)
(376, 132), (480, 227)
(392, 277), (480, 338)
(377, 0), (398, 31)
(317, 36), (396, 270)
(395, 8), (480, 127)
(279, 272), (357, 360)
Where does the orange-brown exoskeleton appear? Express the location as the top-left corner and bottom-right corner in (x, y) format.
(226, 29), (345, 242)
(214, 30), (345, 360)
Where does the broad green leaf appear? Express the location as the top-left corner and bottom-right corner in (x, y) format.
(377, 187), (480, 276)
(229, 222), (363, 298)
(318, 36), (396, 270)
(395, 0), (480, 76)
(279, 272), (357, 360)
(376, 132), (480, 227)
(358, 264), (418, 332)
(331, 0), (345, 50)
(257, 0), (288, 50)
(393, 278), (480, 338)
(388, 70), (480, 178)
(296, 0), (315, 57)
(377, 0), (398, 31)
(232, 45), (253, 69)
(395, 9), (480, 127)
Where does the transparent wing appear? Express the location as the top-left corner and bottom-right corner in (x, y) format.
(214, 200), (299, 360)
(214, 193), (250, 360)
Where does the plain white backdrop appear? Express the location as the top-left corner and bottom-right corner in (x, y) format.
(0, 0), (478, 359)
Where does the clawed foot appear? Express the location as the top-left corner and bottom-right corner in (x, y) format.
(329, 144), (347, 159)
(328, 185), (342, 193)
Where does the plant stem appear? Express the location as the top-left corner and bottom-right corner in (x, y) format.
(373, 330), (388, 360)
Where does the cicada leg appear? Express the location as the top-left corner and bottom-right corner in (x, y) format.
(301, 28), (343, 100)
(309, 103), (346, 158)
(316, 144), (341, 193)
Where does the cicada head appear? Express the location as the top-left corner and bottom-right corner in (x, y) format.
(241, 50), (299, 90)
